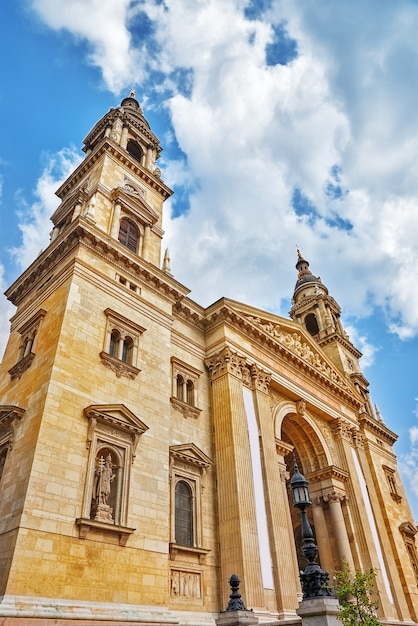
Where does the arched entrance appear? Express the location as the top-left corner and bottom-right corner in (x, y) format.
(275, 404), (350, 575)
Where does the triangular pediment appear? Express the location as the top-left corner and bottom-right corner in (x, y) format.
(170, 443), (212, 469)
(399, 521), (417, 538)
(206, 299), (359, 402)
(113, 182), (159, 226)
(84, 404), (148, 436)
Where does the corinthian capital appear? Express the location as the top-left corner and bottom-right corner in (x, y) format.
(250, 363), (272, 393)
(205, 347), (247, 381)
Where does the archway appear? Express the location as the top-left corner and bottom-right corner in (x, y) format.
(276, 407), (337, 574)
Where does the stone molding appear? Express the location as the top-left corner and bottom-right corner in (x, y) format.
(170, 396), (202, 419)
(8, 352), (35, 380)
(100, 351), (140, 379)
(0, 405), (25, 449)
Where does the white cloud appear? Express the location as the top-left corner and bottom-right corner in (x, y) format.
(0, 264), (14, 362)
(10, 148), (83, 271)
(31, 0), (142, 93)
(28, 0), (418, 342)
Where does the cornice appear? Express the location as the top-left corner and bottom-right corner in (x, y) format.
(5, 220), (189, 307)
(56, 141), (172, 201)
(306, 465), (349, 483)
(318, 331), (362, 360)
(358, 413), (398, 446)
(173, 299), (206, 330)
(83, 107), (160, 152)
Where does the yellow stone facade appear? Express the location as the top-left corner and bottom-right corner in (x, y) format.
(0, 94), (417, 625)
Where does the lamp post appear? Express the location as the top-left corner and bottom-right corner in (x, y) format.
(290, 461), (334, 599)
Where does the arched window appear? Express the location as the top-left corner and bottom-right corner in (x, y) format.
(126, 139), (144, 163)
(186, 380), (194, 405)
(122, 336), (134, 365)
(118, 218), (139, 253)
(176, 375), (184, 401)
(109, 329), (121, 358)
(175, 480), (193, 546)
(305, 313), (319, 337)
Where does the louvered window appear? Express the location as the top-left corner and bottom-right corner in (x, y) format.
(118, 218), (139, 252)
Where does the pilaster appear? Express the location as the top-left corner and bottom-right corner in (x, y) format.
(205, 348), (264, 610)
(250, 364), (299, 616)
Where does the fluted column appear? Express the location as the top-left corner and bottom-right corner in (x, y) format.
(251, 365), (299, 616)
(205, 348), (264, 610)
(311, 497), (334, 574)
(323, 491), (354, 570)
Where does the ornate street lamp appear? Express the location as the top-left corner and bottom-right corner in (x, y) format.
(290, 461), (334, 599)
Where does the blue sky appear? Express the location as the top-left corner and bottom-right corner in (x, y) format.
(1, 0), (418, 520)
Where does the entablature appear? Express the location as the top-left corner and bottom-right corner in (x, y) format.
(6, 221), (190, 307)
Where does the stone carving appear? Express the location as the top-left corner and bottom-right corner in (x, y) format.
(245, 315), (350, 391)
(205, 347), (247, 381)
(170, 396), (201, 420)
(296, 399), (306, 416)
(250, 363), (271, 393)
(100, 351), (140, 379)
(170, 570), (201, 598)
(323, 491), (345, 504)
(91, 454), (115, 523)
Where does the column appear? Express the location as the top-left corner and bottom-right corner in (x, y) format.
(110, 202), (122, 239)
(323, 492), (354, 570)
(251, 364), (300, 617)
(142, 224), (151, 260)
(121, 123), (129, 149)
(311, 497), (334, 574)
(205, 348), (264, 611)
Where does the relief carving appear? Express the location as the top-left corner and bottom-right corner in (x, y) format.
(170, 570), (201, 598)
(245, 315), (350, 391)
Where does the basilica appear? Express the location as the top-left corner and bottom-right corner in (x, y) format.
(0, 93), (417, 626)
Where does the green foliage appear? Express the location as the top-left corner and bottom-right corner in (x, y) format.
(333, 561), (382, 626)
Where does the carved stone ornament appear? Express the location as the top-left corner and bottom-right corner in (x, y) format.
(323, 491), (345, 504)
(244, 315), (350, 391)
(8, 352), (35, 380)
(170, 396), (202, 419)
(296, 399), (307, 416)
(205, 347), (247, 382)
(100, 351), (140, 379)
(0, 405), (25, 449)
(170, 569), (202, 599)
(250, 363), (271, 393)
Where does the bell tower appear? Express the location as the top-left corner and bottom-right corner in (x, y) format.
(289, 248), (379, 417)
(289, 248), (362, 374)
(49, 90), (171, 267)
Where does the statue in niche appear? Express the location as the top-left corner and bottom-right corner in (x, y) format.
(91, 453), (115, 523)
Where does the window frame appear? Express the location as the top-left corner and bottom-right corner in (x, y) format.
(8, 309), (46, 380)
(76, 403), (149, 545)
(170, 358), (202, 419)
(100, 309), (145, 379)
(169, 443), (212, 563)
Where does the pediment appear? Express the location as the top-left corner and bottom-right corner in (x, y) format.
(170, 443), (212, 469)
(209, 300), (357, 400)
(0, 405), (25, 430)
(399, 521), (417, 538)
(84, 404), (149, 436)
(113, 182), (159, 226)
